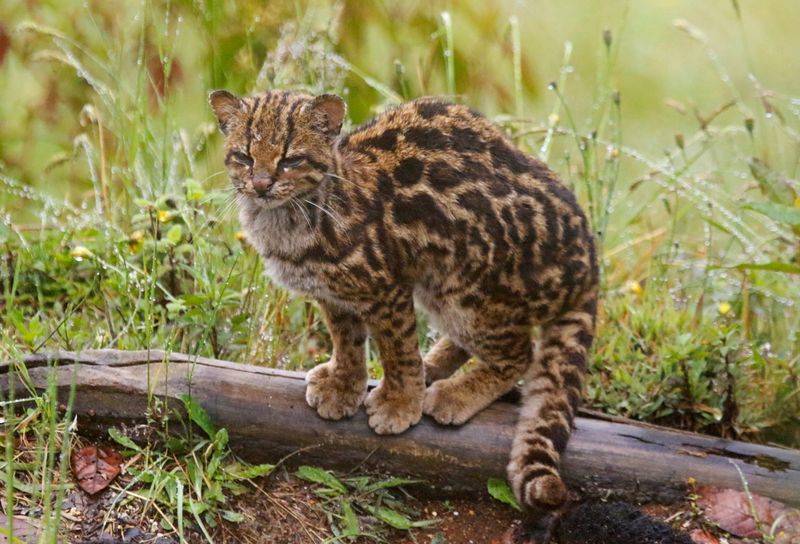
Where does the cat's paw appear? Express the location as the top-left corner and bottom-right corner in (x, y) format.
(305, 361), (367, 420)
(363, 384), (423, 434)
(423, 379), (482, 425)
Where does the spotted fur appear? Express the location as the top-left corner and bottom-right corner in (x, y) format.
(209, 90), (598, 513)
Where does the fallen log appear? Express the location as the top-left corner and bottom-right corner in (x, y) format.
(2, 350), (798, 505)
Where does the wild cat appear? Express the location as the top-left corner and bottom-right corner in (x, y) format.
(209, 89), (598, 514)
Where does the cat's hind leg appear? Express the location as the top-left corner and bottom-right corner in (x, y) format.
(506, 292), (596, 512)
(423, 336), (471, 385)
(423, 325), (532, 425)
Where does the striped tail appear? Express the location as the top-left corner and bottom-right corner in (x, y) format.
(507, 288), (597, 512)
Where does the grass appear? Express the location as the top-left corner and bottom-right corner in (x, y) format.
(1, 0), (799, 541)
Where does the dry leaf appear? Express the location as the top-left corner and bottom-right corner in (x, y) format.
(0, 25), (9, 67)
(71, 445), (123, 495)
(697, 486), (800, 540)
(689, 529), (720, 544)
(0, 514), (40, 542)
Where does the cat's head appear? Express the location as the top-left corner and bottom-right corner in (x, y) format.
(208, 90), (345, 209)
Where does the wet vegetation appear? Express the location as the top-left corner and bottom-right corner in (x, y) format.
(1, 0), (799, 541)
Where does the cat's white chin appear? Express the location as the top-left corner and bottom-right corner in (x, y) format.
(244, 194), (292, 210)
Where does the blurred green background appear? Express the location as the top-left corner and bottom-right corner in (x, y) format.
(1, 0), (799, 445)
(3, 1), (800, 184)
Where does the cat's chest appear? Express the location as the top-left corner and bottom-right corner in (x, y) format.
(263, 257), (335, 300)
(239, 206), (332, 297)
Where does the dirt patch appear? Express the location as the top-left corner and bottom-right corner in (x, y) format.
(397, 498), (521, 544)
(213, 473), (329, 544)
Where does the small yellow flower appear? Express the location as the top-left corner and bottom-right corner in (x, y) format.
(687, 476), (696, 486)
(609, 146), (620, 159)
(158, 210), (173, 223)
(718, 302), (732, 316)
(128, 230), (144, 253)
(548, 112), (560, 126)
(625, 280), (643, 295)
(235, 231), (247, 242)
(794, 196), (800, 208)
(70, 246), (93, 261)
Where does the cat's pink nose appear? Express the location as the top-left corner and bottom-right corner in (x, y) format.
(252, 173), (273, 195)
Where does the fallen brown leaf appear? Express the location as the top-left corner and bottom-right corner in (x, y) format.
(0, 25), (9, 67)
(0, 514), (40, 543)
(70, 445), (123, 495)
(689, 529), (719, 544)
(697, 486), (800, 541)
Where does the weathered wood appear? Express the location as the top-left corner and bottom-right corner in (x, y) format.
(2, 350), (798, 505)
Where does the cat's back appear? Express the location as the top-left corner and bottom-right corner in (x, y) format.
(343, 98), (511, 160)
(339, 97), (589, 250)
(341, 98), (576, 207)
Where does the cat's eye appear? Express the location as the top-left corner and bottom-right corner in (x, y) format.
(277, 156), (307, 172)
(227, 151), (254, 168)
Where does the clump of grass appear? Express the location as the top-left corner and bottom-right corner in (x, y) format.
(588, 284), (799, 443)
(106, 394), (274, 541)
(1, 355), (76, 543)
(295, 465), (434, 540)
(1, 0), (800, 541)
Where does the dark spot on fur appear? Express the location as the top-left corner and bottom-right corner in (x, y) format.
(392, 193), (451, 236)
(460, 157), (491, 181)
(405, 126), (447, 150)
(542, 421), (571, 453)
(416, 101), (450, 119)
(377, 170), (395, 199)
(394, 157), (425, 186)
(489, 138), (531, 174)
(515, 202), (535, 224)
(363, 129), (399, 151)
(460, 294), (482, 308)
(426, 160), (462, 190)
(576, 330), (593, 349)
(563, 368), (582, 391)
(450, 127), (485, 152)
(457, 189), (492, 213)
(521, 449), (558, 469)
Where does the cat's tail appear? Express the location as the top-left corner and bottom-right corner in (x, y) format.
(507, 287), (597, 512)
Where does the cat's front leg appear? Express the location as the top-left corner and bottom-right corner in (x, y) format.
(305, 302), (368, 420)
(363, 289), (425, 434)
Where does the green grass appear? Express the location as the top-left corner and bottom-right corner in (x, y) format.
(1, 0), (799, 541)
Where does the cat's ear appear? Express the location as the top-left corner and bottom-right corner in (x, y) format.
(208, 90), (241, 135)
(305, 94), (346, 139)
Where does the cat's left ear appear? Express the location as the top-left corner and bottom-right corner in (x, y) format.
(208, 90), (241, 135)
(305, 94), (346, 139)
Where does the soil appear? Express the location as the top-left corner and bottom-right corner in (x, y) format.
(213, 472), (522, 544)
(52, 472), (704, 544)
(5, 430), (761, 544)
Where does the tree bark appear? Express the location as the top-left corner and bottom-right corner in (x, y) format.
(2, 350), (798, 505)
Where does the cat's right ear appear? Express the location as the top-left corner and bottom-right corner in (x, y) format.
(208, 90), (241, 135)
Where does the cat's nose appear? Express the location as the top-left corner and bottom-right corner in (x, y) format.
(252, 173), (273, 196)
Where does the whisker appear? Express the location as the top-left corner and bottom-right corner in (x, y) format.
(291, 198), (313, 230)
(303, 198), (344, 229)
(325, 172), (359, 187)
(201, 170), (228, 184)
(199, 187), (238, 205)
